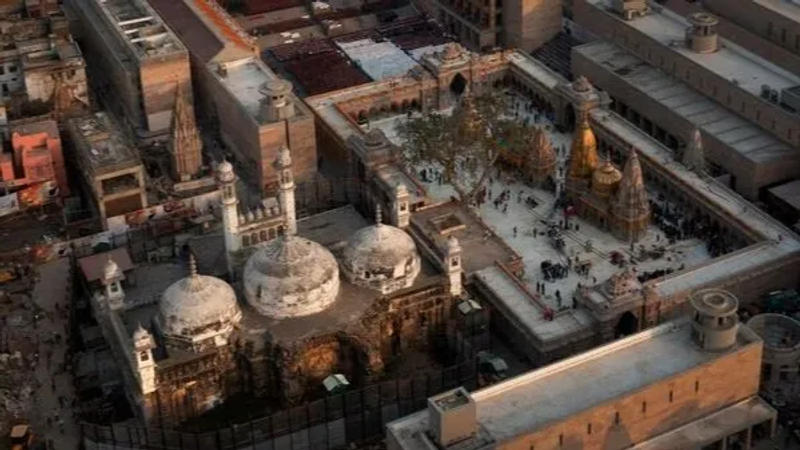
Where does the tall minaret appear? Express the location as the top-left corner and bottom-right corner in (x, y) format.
(101, 256), (125, 311)
(132, 323), (156, 395)
(275, 145), (296, 235)
(444, 235), (463, 297)
(216, 160), (240, 272)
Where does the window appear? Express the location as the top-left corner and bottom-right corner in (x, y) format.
(781, 28), (787, 44)
(587, 423), (592, 434)
(558, 434), (564, 446)
(695, 380), (700, 393)
(642, 401), (647, 414)
(140, 351), (149, 361)
(669, 390), (674, 402)
(8, 66), (15, 73)
(767, 22), (773, 38)
(0, 66), (4, 75)
(614, 411), (620, 425)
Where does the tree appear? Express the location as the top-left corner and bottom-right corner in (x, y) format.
(397, 90), (527, 204)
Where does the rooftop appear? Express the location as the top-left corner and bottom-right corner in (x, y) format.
(215, 57), (276, 121)
(387, 318), (761, 447)
(70, 113), (142, 175)
(587, 0), (800, 97)
(575, 40), (797, 164)
(768, 179), (800, 211)
(337, 38), (419, 81)
(91, 0), (184, 59)
(753, 0), (800, 22)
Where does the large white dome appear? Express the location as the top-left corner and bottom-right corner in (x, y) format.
(243, 235), (340, 318)
(159, 272), (241, 338)
(341, 220), (420, 294)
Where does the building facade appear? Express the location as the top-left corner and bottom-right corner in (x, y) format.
(66, 0), (192, 139)
(387, 289), (777, 450)
(414, 0), (563, 52)
(68, 112), (147, 228)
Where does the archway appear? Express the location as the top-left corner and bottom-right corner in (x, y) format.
(450, 73), (467, 96)
(615, 311), (639, 338)
(565, 104), (576, 129)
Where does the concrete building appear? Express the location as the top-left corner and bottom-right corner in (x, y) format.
(148, 0), (318, 192)
(2, 119), (69, 197)
(414, 0), (562, 52)
(747, 313), (800, 389)
(66, 0), (191, 139)
(570, 0), (800, 200)
(702, 0), (800, 60)
(68, 112), (147, 228)
(0, 14), (88, 120)
(387, 289), (777, 450)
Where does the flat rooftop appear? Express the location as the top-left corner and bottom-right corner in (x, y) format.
(70, 113), (142, 175)
(575, 40), (796, 164)
(586, 0), (800, 97)
(387, 318), (761, 447)
(768, 179), (800, 211)
(216, 57), (275, 121)
(337, 38), (419, 81)
(93, 0), (184, 59)
(753, 0), (800, 23)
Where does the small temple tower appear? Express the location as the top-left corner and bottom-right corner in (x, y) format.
(683, 128), (706, 174)
(611, 149), (650, 241)
(132, 324), (156, 395)
(444, 235), (463, 297)
(260, 78), (296, 122)
(275, 145), (296, 235)
(524, 127), (557, 185)
(100, 256), (125, 311)
(217, 160), (240, 272)
(169, 86), (202, 181)
(566, 112), (599, 190)
(392, 183), (411, 228)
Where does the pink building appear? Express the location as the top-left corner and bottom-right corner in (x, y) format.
(1, 119), (69, 197)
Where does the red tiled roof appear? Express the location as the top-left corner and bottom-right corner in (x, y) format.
(191, 0), (252, 52)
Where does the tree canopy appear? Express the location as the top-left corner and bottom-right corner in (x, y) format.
(397, 91), (529, 204)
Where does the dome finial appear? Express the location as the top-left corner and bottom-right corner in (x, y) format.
(375, 204), (382, 226)
(189, 252), (198, 278)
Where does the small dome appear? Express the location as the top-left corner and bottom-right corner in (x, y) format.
(132, 323), (151, 342)
(217, 160), (234, 183)
(592, 159), (622, 196)
(441, 43), (463, 61)
(603, 269), (641, 299)
(447, 235), (460, 253)
(341, 215), (421, 294)
(243, 235), (340, 318)
(276, 145), (292, 167)
(364, 129), (387, 147)
(159, 272), (241, 338)
(104, 257), (121, 281)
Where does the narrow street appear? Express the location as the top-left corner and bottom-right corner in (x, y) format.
(30, 258), (80, 449)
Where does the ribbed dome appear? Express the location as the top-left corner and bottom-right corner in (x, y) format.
(592, 160), (622, 197)
(159, 272), (241, 338)
(217, 160), (235, 183)
(243, 235), (340, 318)
(341, 217), (420, 294)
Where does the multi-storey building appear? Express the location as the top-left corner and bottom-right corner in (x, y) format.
(2, 119), (69, 198)
(571, 0), (800, 200)
(415, 0), (562, 52)
(703, 0), (800, 59)
(66, 0), (192, 140)
(387, 289), (777, 450)
(0, 14), (88, 119)
(68, 112), (147, 228)
(148, 0), (318, 192)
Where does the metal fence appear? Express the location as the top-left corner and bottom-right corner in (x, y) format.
(81, 360), (476, 450)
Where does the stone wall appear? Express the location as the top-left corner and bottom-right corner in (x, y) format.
(504, 0), (563, 52)
(509, 337), (763, 449)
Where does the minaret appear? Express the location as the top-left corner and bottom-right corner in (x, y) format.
(101, 256), (125, 311)
(132, 323), (156, 395)
(275, 145), (296, 235)
(170, 85), (202, 181)
(392, 183), (410, 228)
(216, 160), (240, 272)
(682, 128), (705, 174)
(444, 235), (463, 297)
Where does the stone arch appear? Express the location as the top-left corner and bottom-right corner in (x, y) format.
(450, 72), (467, 96)
(269, 228), (276, 239)
(615, 311), (639, 337)
(391, 102), (400, 113)
(401, 99), (410, 110)
(260, 229), (267, 241)
(411, 99), (420, 110)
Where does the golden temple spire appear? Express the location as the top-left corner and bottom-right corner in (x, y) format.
(567, 111), (598, 180)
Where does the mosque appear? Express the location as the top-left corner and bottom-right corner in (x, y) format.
(86, 146), (467, 426)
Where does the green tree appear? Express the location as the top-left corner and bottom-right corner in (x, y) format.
(397, 91), (527, 204)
